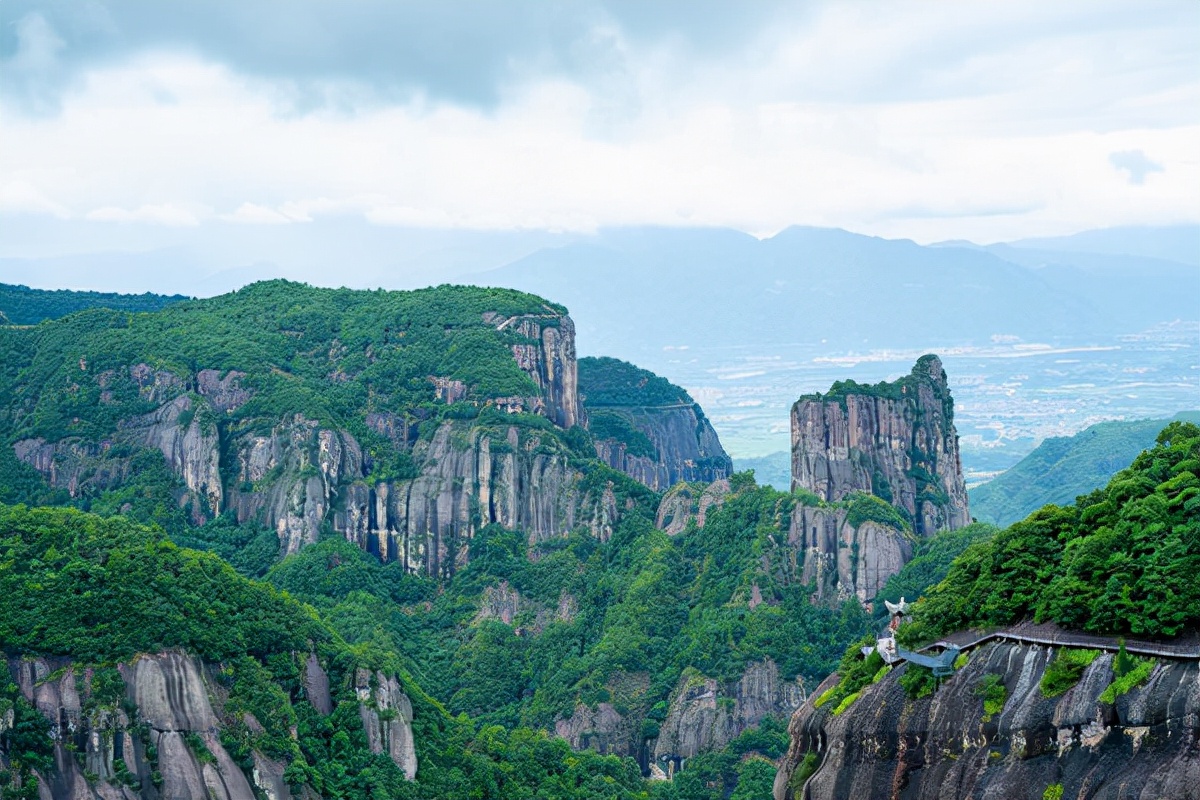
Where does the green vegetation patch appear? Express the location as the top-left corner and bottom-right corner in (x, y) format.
(578, 356), (690, 407)
(799, 354), (953, 424)
(588, 409), (657, 458)
(970, 412), (1200, 528)
(899, 664), (937, 700)
(0, 503), (323, 664)
(1100, 647), (1156, 704)
(976, 673), (1007, 721)
(902, 421), (1200, 643)
(1040, 648), (1101, 698)
(846, 492), (911, 531)
(0, 282), (187, 325)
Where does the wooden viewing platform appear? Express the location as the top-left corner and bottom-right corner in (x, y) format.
(919, 620), (1200, 661)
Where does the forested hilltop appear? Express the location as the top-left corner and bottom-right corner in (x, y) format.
(0, 282), (187, 325)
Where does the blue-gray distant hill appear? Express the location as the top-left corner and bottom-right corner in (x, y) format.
(969, 411), (1200, 527)
(482, 226), (1198, 359)
(0, 283), (188, 325)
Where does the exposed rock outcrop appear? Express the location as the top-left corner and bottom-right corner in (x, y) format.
(654, 479), (730, 535)
(654, 659), (805, 763)
(487, 312), (582, 429)
(355, 669), (418, 781)
(774, 642), (1200, 800)
(11, 306), (646, 577)
(788, 503), (912, 605)
(591, 405), (732, 492)
(3, 652), (417, 798)
(555, 702), (632, 757)
(791, 355), (969, 535)
(579, 356), (731, 492)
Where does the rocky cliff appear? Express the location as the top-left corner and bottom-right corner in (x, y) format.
(553, 659), (804, 770)
(580, 357), (732, 492)
(655, 477), (911, 606)
(791, 354), (969, 536)
(788, 501), (914, 606)
(654, 660), (805, 764)
(2, 284), (647, 577)
(774, 641), (1199, 800)
(2, 651), (416, 799)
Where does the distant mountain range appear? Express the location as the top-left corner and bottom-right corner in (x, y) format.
(481, 225), (1198, 358)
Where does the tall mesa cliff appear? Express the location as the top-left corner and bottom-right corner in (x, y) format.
(791, 354), (969, 536)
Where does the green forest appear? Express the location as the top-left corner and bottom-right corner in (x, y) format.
(3, 281), (1194, 799)
(0, 283), (187, 326)
(902, 420), (1200, 642)
(969, 411), (1200, 527)
(579, 357), (691, 408)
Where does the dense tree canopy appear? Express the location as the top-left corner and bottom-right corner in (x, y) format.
(904, 421), (1200, 641)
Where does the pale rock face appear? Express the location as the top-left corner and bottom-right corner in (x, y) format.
(355, 669), (418, 780)
(654, 479), (731, 535)
(774, 642), (1200, 800)
(7, 653), (258, 800)
(555, 703), (631, 757)
(789, 505), (912, 605)
(303, 653), (333, 716)
(195, 369), (251, 412)
(333, 421), (624, 576)
(5, 652), (419, 798)
(477, 581), (522, 624)
(493, 313), (582, 429)
(654, 660), (805, 762)
(592, 406), (732, 492)
(123, 395), (223, 518)
(790, 355), (969, 536)
(11, 308), (622, 574)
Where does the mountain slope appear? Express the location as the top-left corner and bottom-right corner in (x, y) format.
(774, 421), (1200, 799)
(580, 356), (732, 491)
(0, 282), (187, 325)
(0, 280), (621, 578)
(970, 412), (1200, 527)
(483, 226), (1196, 357)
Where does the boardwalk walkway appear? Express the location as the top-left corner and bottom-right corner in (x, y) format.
(919, 620), (1200, 661)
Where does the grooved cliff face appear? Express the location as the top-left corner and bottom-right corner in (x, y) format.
(654, 659), (805, 762)
(791, 355), (969, 536)
(9, 302), (630, 576)
(655, 478), (910, 606)
(773, 642), (1200, 800)
(579, 356), (732, 492)
(553, 659), (805, 769)
(3, 651), (415, 799)
(591, 406), (731, 492)
(788, 504), (913, 605)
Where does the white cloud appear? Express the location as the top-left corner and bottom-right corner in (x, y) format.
(85, 203), (202, 226)
(0, 180), (71, 217)
(220, 202), (294, 224)
(1, 2), (1197, 244)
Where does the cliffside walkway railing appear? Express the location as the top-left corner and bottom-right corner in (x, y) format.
(918, 620), (1200, 661)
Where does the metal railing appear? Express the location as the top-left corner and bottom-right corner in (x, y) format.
(918, 620), (1200, 660)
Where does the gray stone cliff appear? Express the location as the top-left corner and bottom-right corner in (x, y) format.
(774, 641), (1199, 800)
(2, 651), (416, 799)
(791, 355), (969, 536)
(12, 310), (631, 576)
(591, 405), (732, 492)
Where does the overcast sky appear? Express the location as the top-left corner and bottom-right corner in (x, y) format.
(2, 0), (1198, 253)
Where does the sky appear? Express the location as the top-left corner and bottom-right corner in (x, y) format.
(1, 0), (1199, 275)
